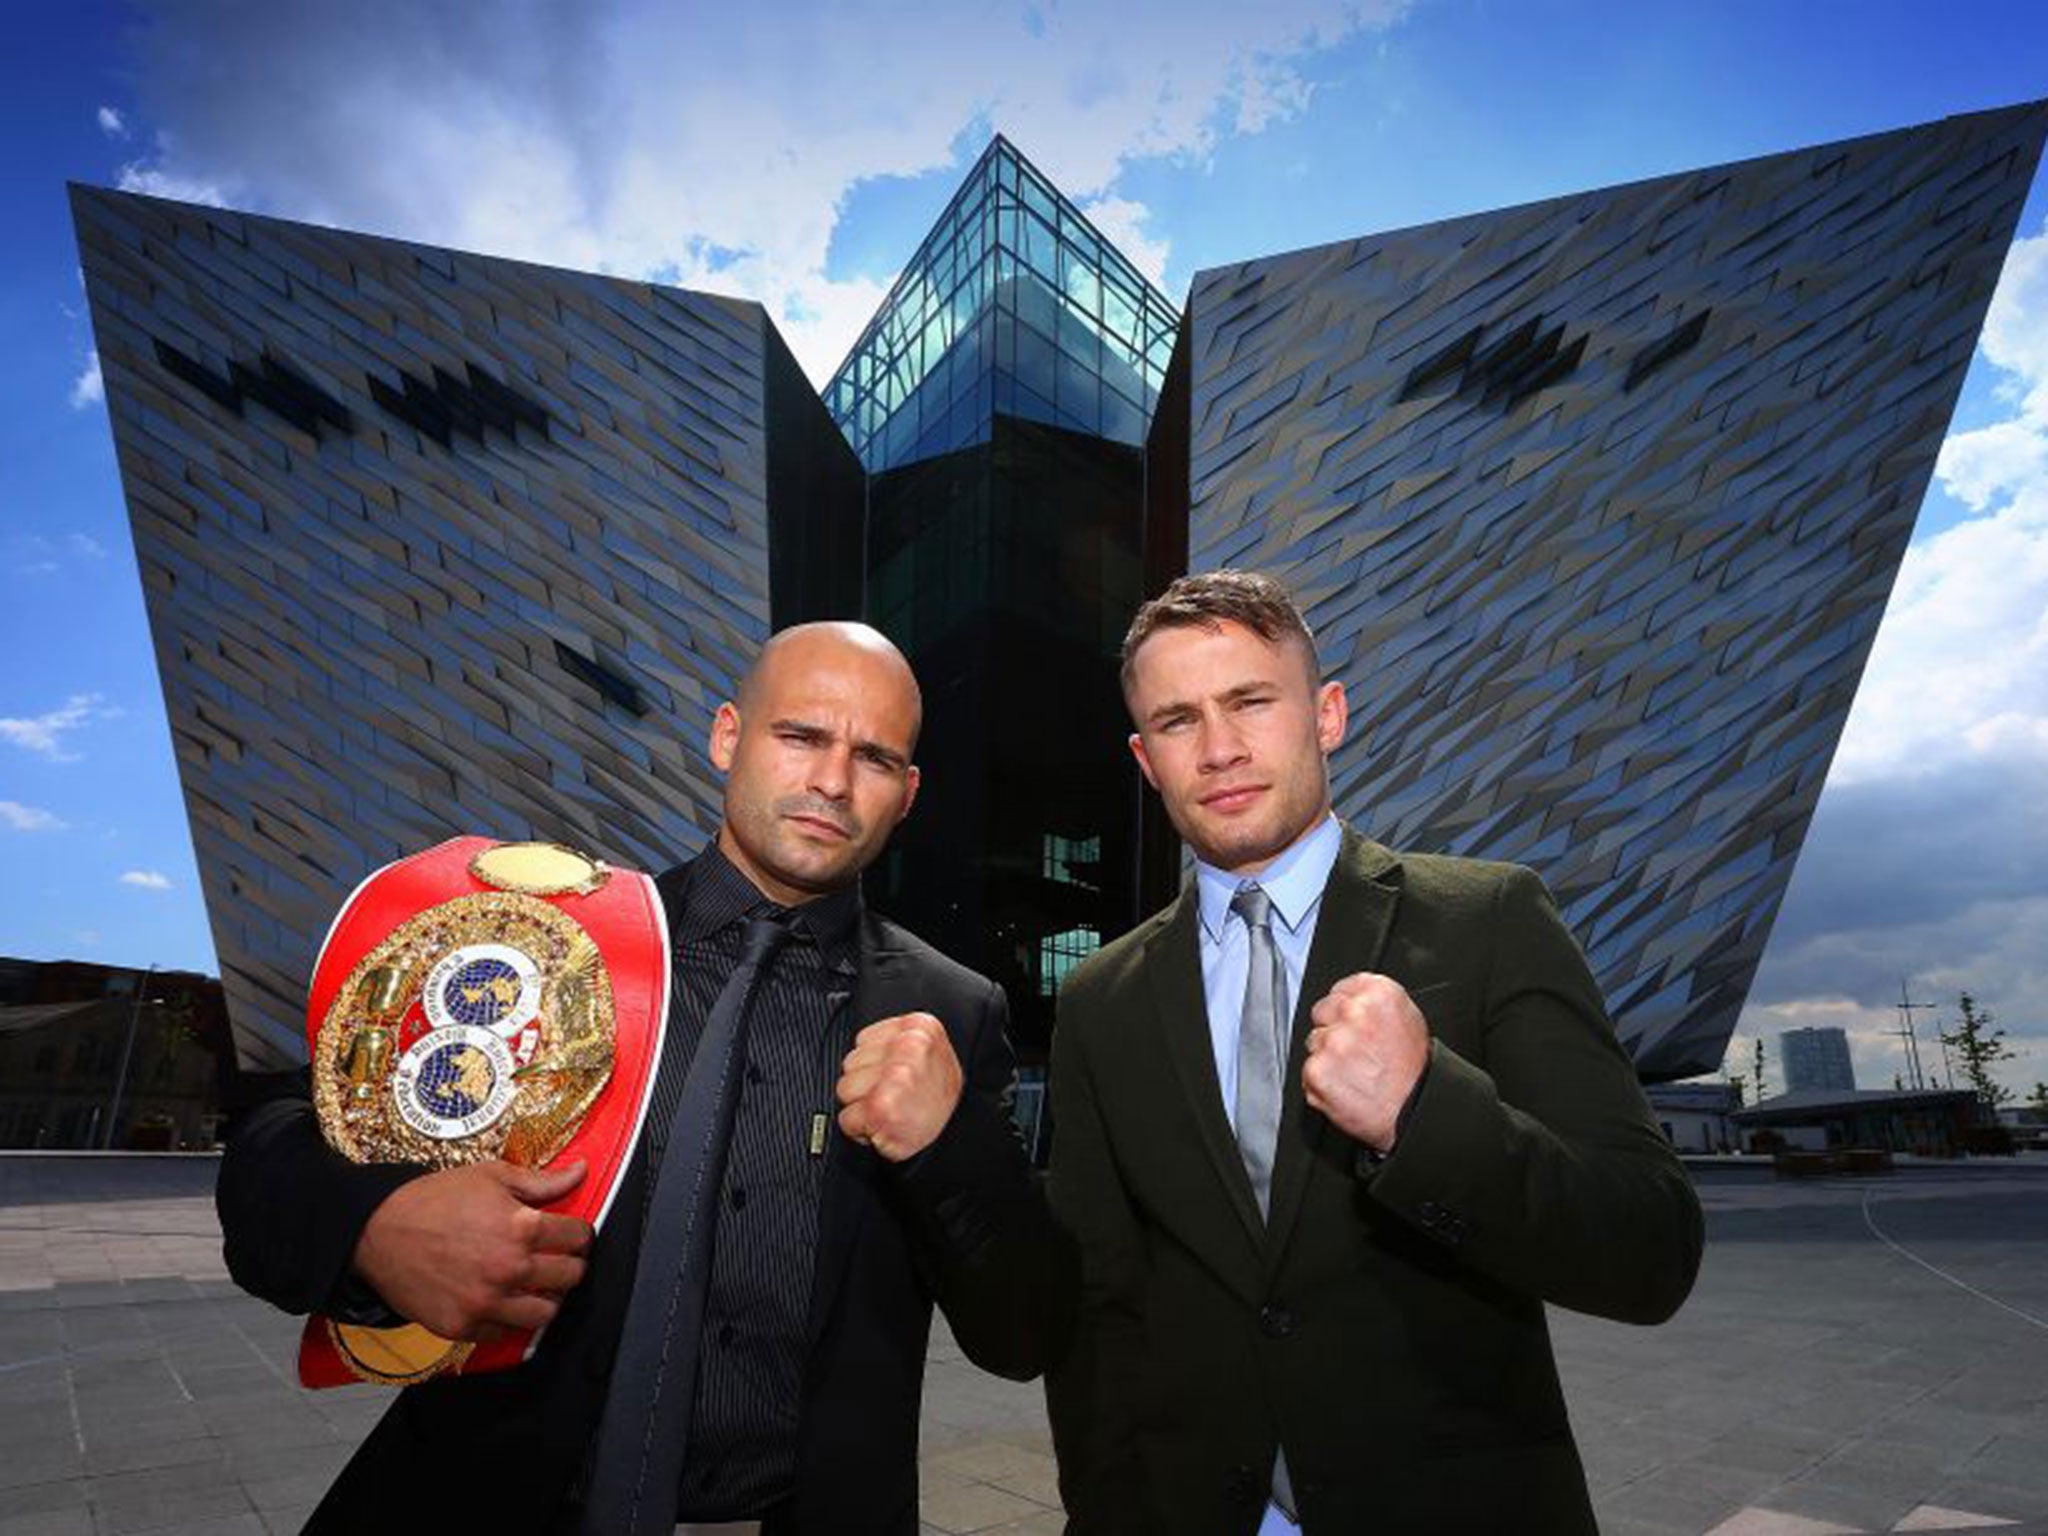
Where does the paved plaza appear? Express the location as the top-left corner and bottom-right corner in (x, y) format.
(3, 1155), (2047, 1535)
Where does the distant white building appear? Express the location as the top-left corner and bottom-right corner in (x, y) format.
(1645, 1081), (1741, 1154)
(1780, 1026), (1856, 1093)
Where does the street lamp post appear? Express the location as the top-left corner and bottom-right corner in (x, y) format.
(102, 962), (157, 1151)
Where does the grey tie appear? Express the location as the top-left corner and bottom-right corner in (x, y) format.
(1230, 884), (1300, 1524)
(1230, 885), (1288, 1218)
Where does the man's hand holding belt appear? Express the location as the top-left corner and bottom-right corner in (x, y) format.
(352, 1158), (596, 1342)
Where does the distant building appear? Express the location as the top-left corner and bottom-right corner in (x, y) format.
(1645, 1081), (1741, 1154)
(1780, 1026), (1857, 1093)
(0, 958), (232, 1150)
(1731, 1087), (1977, 1156)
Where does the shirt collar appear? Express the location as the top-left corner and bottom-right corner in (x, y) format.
(1195, 813), (1342, 944)
(678, 841), (863, 957)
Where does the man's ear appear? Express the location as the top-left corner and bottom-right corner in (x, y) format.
(1315, 681), (1348, 755)
(896, 764), (921, 825)
(1128, 731), (1160, 791)
(709, 702), (741, 772)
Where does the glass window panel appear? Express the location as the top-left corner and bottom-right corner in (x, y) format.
(994, 309), (1015, 373)
(1014, 211), (1050, 283)
(1012, 377), (1057, 429)
(1056, 350), (1099, 428)
(1020, 167), (1056, 225)
(1102, 281), (1138, 350)
(1014, 322), (1058, 405)
(1063, 214), (1104, 274)
(1063, 248), (1101, 318)
(1055, 301), (1099, 371)
(1100, 387), (1143, 445)
(1016, 270), (1057, 340)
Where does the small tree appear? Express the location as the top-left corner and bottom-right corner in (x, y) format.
(2029, 1081), (2048, 1118)
(1940, 992), (2014, 1118)
(1724, 1073), (1745, 1109)
(1752, 1037), (1769, 1104)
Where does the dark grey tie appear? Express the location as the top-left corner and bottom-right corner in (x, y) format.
(1229, 884), (1300, 1524)
(1230, 885), (1287, 1218)
(577, 912), (791, 1536)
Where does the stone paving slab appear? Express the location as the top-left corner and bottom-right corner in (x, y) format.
(3, 1155), (2047, 1534)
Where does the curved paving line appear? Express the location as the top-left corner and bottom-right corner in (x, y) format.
(1860, 1185), (2048, 1334)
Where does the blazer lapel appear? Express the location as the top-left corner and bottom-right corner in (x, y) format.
(804, 912), (903, 1348)
(1262, 830), (1403, 1279)
(1146, 886), (1267, 1259)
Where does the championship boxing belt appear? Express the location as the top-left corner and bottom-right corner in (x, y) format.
(297, 837), (668, 1388)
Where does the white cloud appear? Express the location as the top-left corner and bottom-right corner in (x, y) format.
(97, 105), (127, 138)
(1079, 195), (1171, 289)
(67, 533), (107, 560)
(1830, 223), (2048, 788)
(0, 800), (66, 832)
(0, 693), (119, 762)
(119, 869), (173, 891)
(115, 161), (229, 208)
(112, 0), (1408, 380)
(69, 350), (103, 410)
(1728, 221), (2048, 1100)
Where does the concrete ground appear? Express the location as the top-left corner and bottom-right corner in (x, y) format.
(2, 1155), (2046, 1536)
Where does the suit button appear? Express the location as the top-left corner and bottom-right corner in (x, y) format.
(1259, 1304), (1296, 1338)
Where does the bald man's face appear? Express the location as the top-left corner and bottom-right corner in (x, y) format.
(709, 632), (922, 905)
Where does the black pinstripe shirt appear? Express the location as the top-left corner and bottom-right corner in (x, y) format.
(648, 847), (860, 1522)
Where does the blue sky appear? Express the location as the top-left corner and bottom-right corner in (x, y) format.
(4, 0), (2046, 1089)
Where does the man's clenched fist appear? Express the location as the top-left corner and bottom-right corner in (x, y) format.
(351, 1159), (592, 1341)
(1303, 973), (1431, 1153)
(835, 1012), (963, 1162)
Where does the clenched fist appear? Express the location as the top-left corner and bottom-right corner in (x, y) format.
(834, 1012), (963, 1162)
(1303, 973), (1431, 1153)
(351, 1159), (591, 1341)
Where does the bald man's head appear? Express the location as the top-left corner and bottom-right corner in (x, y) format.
(735, 621), (923, 754)
(709, 621), (924, 905)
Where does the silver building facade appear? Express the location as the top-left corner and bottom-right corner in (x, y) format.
(73, 187), (860, 1067)
(1177, 104), (2045, 1078)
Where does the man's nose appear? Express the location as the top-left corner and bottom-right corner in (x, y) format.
(810, 743), (853, 799)
(1197, 713), (1249, 771)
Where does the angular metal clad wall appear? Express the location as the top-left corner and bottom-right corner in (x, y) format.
(1185, 104), (2047, 1078)
(74, 188), (777, 1068)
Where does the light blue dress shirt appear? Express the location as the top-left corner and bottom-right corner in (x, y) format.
(1193, 811), (1342, 1534)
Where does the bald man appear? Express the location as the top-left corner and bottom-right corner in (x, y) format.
(218, 623), (1071, 1536)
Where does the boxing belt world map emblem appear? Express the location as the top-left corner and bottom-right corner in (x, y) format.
(299, 836), (669, 1388)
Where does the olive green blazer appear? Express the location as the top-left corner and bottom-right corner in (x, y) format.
(1044, 827), (1702, 1536)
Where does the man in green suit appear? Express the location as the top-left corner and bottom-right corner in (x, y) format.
(1045, 570), (1702, 1535)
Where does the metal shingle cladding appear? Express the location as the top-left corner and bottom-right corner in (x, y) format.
(1184, 104), (2048, 1079)
(73, 187), (776, 1068)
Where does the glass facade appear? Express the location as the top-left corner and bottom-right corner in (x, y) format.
(824, 135), (1180, 472)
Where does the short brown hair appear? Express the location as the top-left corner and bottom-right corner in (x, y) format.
(1120, 570), (1319, 697)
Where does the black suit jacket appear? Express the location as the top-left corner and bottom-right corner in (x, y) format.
(1044, 828), (1702, 1536)
(217, 872), (1071, 1536)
